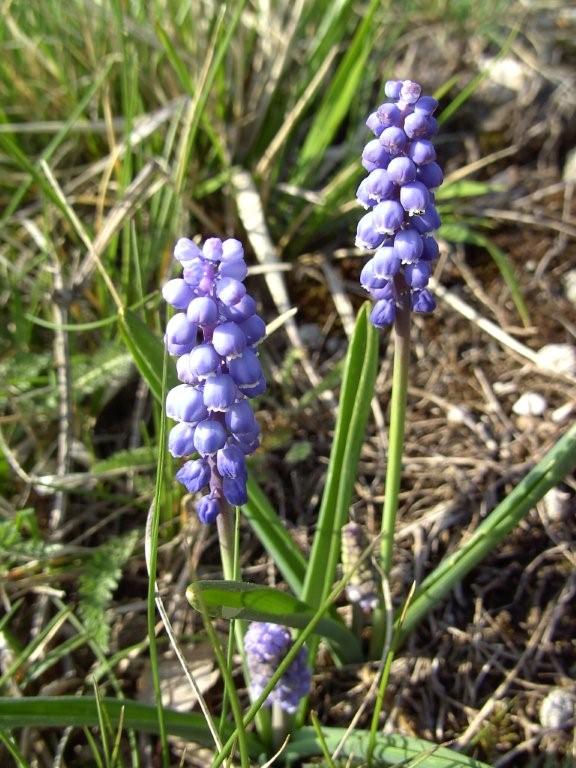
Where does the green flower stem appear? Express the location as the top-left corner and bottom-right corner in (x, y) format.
(147, 354), (170, 768)
(381, 290), (411, 574)
(195, 593), (251, 768)
(216, 503), (236, 583)
(217, 504), (272, 749)
(271, 703), (292, 749)
(372, 287), (411, 654)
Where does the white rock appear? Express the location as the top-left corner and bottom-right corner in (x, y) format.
(480, 56), (531, 93)
(536, 344), (576, 377)
(447, 405), (470, 424)
(542, 487), (572, 522)
(563, 147), (576, 184)
(551, 401), (575, 423)
(539, 689), (574, 729)
(563, 269), (576, 305)
(512, 392), (547, 417)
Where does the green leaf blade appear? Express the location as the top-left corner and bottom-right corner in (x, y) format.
(187, 580), (362, 664)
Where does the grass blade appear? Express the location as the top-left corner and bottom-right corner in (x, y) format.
(292, 0), (381, 183)
(400, 423), (576, 642)
(0, 696), (261, 753)
(441, 224), (531, 327)
(118, 309), (178, 403)
(243, 476), (307, 596)
(301, 303), (379, 611)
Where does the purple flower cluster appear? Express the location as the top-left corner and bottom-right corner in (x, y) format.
(244, 622), (311, 714)
(163, 237), (266, 524)
(356, 79), (443, 328)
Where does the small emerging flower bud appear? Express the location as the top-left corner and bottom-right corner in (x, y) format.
(341, 522), (381, 611)
(196, 493), (221, 524)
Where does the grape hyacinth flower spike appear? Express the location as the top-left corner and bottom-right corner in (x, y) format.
(163, 236), (266, 524)
(358, 80), (444, 655)
(357, 78), (442, 328)
(244, 622), (311, 714)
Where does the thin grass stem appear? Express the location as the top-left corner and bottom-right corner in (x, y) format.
(145, 351), (170, 768)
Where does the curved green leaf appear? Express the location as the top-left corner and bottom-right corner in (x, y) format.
(289, 726), (492, 767)
(439, 226), (530, 327)
(118, 310), (178, 403)
(400, 423), (576, 642)
(186, 580), (362, 664)
(0, 697), (261, 754)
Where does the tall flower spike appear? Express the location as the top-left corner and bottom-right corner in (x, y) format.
(244, 622), (311, 713)
(356, 79), (442, 328)
(163, 236), (266, 524)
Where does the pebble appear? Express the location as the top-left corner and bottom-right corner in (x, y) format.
(542, 487), (572, 522)
(539, 689), (574, 729)
(563, 269), (576, 305)
(551, 401), (575, 423)
(563, 147), (576, 183)
(536, 344), (576, 377)
(512, 391), (547, 417)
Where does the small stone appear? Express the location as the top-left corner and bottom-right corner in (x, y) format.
(539, 689), (574, 729)
(480, 56), (530, 93)
(563, 147), (576, 184)
(551, 401), (575, 424)
(447, 405), (471, 424)
(562, 269), (576, 305)
(542, 487), (572, 522)
(536, 344), (576, 378)
(512, 392), (547, 417)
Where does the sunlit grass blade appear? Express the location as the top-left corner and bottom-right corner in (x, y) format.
(292, 0), (381, 184)
(187, 580), (362, 664)
(118, 309), (178, 404)
(440, 223), (531, 327)
(0, 729), (31, 767)
(309, 711), (336, 768)
(301, 303), (379, 612)
(145, 344), (170, 767)
(438, 26), (518, 125)
(400, 423), (576, 642)
(244, 476), (307, 595)
(0, 58), (114, 227)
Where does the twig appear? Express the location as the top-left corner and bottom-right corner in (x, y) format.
(50, 258), (73, 539)
(429, 276), (541, 365)
(454, 601), (555, 748)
